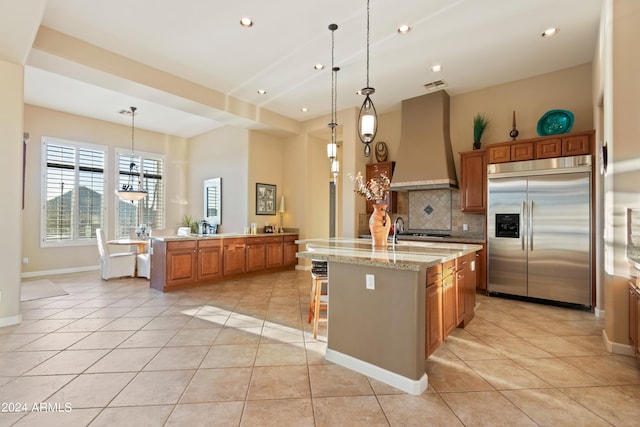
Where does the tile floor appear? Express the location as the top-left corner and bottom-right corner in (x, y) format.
(1, 270), (640, 426)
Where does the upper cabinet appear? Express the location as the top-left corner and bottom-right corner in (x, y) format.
(366, 161), (397, 214)
(460, 130), (594, 214)
(487, 130), (594, 164)
(459, 149), (487, 213)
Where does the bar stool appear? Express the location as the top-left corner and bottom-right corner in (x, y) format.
(309, 261), (328, 339)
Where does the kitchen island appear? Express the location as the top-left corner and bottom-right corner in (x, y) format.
(296, 238), (481, 395)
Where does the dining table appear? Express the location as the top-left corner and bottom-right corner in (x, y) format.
(107, 238), (149, 254)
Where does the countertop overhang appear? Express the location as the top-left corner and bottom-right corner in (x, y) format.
(151, 232), (298, 242)
(296, 238), (482, 271)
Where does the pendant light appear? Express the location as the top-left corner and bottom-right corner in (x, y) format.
(116, 106), (148, 202)
(327, 23), (340, 179)
(358, 0), (377, 157)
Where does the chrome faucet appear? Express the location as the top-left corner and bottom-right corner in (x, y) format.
(393, 216), (405, 245)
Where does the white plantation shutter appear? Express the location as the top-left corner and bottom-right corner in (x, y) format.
(42, 138), (106, 245)
(116, 152), (164, 238)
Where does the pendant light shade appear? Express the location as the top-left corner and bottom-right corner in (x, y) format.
(358, 0), (377, 156)
(327, 24), (340, 177)
(327, 142), (337, 160)
(116, 106), (148, 202)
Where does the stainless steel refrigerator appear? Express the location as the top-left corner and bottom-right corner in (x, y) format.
(487, 155), (592, 308)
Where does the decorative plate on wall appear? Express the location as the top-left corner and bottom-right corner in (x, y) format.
(536, 109), (574, 136)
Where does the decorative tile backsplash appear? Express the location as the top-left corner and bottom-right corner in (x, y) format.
(358, 188), (486, 237)
(408, 189), (452, 231)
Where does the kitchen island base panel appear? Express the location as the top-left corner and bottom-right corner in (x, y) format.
(327, 262), (426, 385)
(325, 348), (428, 396)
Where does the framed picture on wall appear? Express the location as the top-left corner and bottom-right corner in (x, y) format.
(256, 183), (276, 215)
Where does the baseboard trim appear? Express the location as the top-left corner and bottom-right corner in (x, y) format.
(21, 265), (100, 279)
(602, 329), (635, 356)
(325, 348), (428, 395)
(295, 265), (311, 271)
(0, 314), (22, 328)
(595, 307), (605, 318)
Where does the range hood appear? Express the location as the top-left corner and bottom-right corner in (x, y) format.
(391, 90), (458, 190)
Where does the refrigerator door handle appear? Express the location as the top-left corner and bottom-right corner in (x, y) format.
(529, 200), (534, 251)
(521, 200), (526, 251)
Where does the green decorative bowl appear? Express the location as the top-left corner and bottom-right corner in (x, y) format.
(537, 109), (574, 136)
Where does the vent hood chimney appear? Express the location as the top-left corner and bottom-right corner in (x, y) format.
(391, 90), (458, 190)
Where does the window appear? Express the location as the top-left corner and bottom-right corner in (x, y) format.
(41, 137), (106, 246)
(116, 151), (164, 237)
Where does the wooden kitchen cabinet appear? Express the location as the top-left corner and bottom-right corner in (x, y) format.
(425, 253), (478, 358)
(457, 252), (477, 327)
(197, 239), (222, 281)
(425, 264), (443, 358)
(246, 237), (266, 272)
(487, 130), (594, 164)
(283, 235), (298, 266)
(488, 145), (511, 163)
(266, 236), (284, 268)
(511, 142), (534, 161)
(442, 274), (456, 337)
(476, 244), (487, 292)
(535, 138), (562, 159)
(223, 238), (247, 276)
(629, 282), (640, 359)
(366, 161), (397, 214)
(166, 240), (197, 286)
(442, 260), (457, 337)
(459, 149), (487, 212)
(150, 234), (298, 292)
(562, 134), (590, 156)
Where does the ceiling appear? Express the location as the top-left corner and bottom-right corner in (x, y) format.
(17, 0), (603, 138)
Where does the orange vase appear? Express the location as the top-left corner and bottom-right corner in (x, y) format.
(369, 204), (391, 248)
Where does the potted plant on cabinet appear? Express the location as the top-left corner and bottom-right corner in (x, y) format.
(473, 113), (488, 150)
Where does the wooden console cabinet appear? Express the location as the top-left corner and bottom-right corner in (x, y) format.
(151, 234), (298, 292)
(266, 236), (284, 268)
(223, 238), (247, 276)
(283, 235), (298, 266)
(197, 239), (222, 281)
(166, 240), (197, 287)
(246, 237), (266, 272)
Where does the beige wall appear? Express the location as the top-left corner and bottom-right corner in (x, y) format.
(603, 0), (640, 347)
(450, 64), (594, 182)
(188, 126), (249, 234)
(0, 60), (24, 325)
(22, 105), (188, 274)
(248, 131), (284, 229)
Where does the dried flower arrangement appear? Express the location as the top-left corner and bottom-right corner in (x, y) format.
(349, 171), (391, 204)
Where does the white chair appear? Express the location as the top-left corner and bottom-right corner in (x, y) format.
(96, 228), (136, 280)
(136, 253), (150, 279)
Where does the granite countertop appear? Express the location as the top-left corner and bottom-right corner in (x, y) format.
(627, 246), (640, 271)
(358, 233), (485, 244)
(152, 232), (298, 242)
(296, 237), (482, 271)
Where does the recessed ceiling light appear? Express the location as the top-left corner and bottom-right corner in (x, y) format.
(257, 89), (267, 95)
(240, 17), (253, 28)
(397, 24), (411, 34)
(314, 64), (324, 70)
(301, 108), (309, 112)
(431, 64), (442, 72)
(541, 27), (558, 37)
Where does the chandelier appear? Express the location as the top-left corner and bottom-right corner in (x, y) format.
(116, 106), (148, 202)
(357, 0), (377, 157)
(326, 24), (340, 179)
